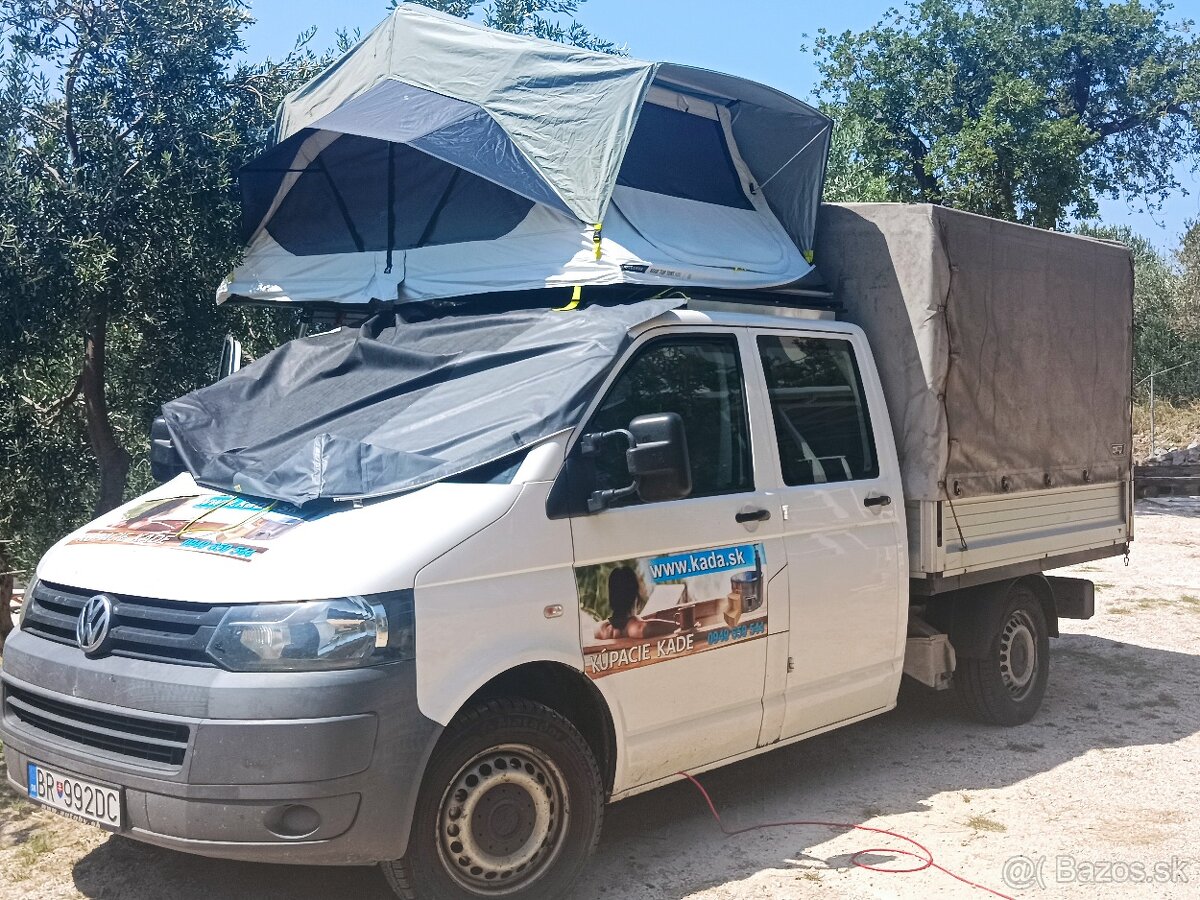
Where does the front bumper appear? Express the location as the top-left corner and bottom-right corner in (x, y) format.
(0, 629), (442, 865)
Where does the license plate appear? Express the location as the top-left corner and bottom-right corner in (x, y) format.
(27, 762), (122, 829)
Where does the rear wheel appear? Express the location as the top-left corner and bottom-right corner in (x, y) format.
(956, 584), (1050, 726)
(382, 698), (603, 900)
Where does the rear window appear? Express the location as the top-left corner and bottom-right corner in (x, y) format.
(757, 335), (879, 486)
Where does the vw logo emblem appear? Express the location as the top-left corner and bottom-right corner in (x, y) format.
(76, 594), (114, 655)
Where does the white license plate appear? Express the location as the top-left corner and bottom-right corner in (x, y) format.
(26, 762), (122, 829)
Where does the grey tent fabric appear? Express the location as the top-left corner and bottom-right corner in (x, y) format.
(161, 299), (682, 506)
(654, 64), (832, 254)
(264, 8), (830, 244)
(221, 4), (831, 307)
(815, 203), (1133, 501)
(272, 4), (656, 225)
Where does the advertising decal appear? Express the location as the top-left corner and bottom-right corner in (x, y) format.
(577, 542), (767, 678)
(69, 494), (318, 561)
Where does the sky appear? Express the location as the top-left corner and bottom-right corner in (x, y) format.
(242, 0), (1200, 251)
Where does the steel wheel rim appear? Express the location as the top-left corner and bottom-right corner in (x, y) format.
(999, 609), (1038, 699)
(435, 743), (569, 895)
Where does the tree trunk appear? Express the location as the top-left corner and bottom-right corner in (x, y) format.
(0, 546), (14, 652)
(901, 132), (942, 202)
(82, 306), (130, 516)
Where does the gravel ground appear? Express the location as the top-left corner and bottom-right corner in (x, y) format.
(2, 498), (1198, 900)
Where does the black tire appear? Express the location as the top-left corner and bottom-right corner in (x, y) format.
(956, 584), (1050, 726)
(381, 698), (604, 900)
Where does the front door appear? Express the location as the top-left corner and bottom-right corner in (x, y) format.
(749, 329), (906, 740)
(563, 330), (785, 789)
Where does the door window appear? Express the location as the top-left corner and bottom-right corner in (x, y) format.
(757, 335), (879, 486)
(587, 335), (753, 502)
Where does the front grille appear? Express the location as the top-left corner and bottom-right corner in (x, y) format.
(5, 685), (190, 766)
(21, 581), (228, 667)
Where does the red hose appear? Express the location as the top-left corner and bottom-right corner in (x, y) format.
(677, 771), (1015, 899)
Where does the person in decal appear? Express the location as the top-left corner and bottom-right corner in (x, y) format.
(116, 495), (195, 532)
(595, 566), (676, 640)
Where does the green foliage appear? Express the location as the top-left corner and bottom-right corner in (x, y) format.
(1079, 224), (1200, 398)
(822, 110), (897, 203)
(0, 2), (338, 574)
(1160, 224), (1200, 397)
(402, 0), (623, 53)
(814, 0), (1200, 228)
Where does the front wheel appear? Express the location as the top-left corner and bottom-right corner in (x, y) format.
(956, 584), (1050, 726)
(382, 698), (604, 900)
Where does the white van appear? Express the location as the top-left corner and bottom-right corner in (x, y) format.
(1, 206), (1133, 900)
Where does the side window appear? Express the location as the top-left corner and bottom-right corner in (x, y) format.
(587, 335), (753, 502)
(757, 335), (879, 486)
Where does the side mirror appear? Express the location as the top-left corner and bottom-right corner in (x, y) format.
(626, 413), (692, 502)
(150, 416), (186, 484)
(583, 412), (691, 511)
(217, 333), (242, 381)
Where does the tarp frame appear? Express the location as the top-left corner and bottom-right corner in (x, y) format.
(815, 203), (1133, 503)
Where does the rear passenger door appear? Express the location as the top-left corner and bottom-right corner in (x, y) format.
(749, 330), (906, 741)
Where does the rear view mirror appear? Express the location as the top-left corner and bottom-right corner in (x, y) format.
(582, 412), (691, 511)
(626, 413), (691, 503)
(150, 416), (186, 484)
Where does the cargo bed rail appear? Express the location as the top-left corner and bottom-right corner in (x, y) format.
(907, 481), (1131, 595)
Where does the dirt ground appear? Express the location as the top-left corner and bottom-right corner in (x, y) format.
(2, 498), (1198, 900)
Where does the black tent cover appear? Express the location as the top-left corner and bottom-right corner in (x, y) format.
(162, 299), (681, 506)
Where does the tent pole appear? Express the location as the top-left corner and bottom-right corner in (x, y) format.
(315, 155), (364, 252)
(415, 169), (461, 248)
(384, 143), (396, 274)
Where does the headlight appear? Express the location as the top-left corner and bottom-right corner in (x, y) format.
(206, 590), (413, 672)
(16, 578), (37, 630)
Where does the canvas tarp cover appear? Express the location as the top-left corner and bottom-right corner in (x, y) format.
(161, 299), (681, 506)
(814, 203), (1133, 502)
(219, 3), (830, 306)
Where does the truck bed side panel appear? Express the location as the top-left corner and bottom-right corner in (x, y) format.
(907, 482), (1129, 581)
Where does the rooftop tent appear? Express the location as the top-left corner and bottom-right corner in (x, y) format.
(219, 3), (832, 306)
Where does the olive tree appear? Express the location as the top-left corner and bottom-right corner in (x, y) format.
(814, 0), (1200, 227)
(402, 0), (622, 53)
(0, 1), (332, 625)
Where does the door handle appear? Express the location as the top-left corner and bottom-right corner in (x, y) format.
(735, 508), (771, 523)
(863, 494), (892, 508)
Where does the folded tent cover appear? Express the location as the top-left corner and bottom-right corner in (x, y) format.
(162, 299), (685, 506)
(220, 2), (832, 306)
